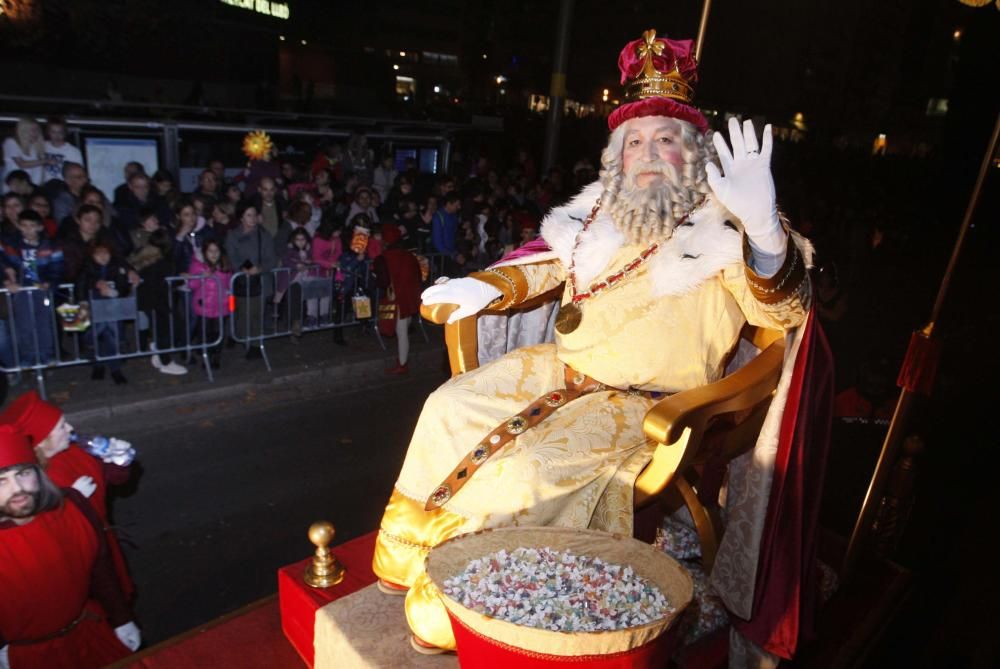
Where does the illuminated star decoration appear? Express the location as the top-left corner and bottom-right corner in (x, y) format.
(242, 130), (274, 161)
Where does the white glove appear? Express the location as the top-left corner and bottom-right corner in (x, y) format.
(421, 277), (501, 324)
(1, 644), (9, 669)
(71, 475), (97, 498)
(115, 621), (142, 652)
(706, 118), (787, 265)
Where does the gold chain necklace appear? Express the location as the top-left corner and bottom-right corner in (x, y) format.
(554, 196), (704, 335)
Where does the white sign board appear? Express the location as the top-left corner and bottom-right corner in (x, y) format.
(84, 138), (159, 201)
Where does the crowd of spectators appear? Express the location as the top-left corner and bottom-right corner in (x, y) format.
(2, 113), (940, 402)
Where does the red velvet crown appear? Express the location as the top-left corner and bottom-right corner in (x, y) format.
(608, 29), (709, 134)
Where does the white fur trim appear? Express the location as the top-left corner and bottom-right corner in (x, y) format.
(649, 197), (744, 297)
(539, 183), (745, 297)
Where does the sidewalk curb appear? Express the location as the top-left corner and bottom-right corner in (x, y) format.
(64, 343), (447, 427)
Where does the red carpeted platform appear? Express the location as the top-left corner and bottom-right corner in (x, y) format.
(106, 531), (379, 669)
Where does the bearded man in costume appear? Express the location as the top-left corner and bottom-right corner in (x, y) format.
(371, 30), (813, 655)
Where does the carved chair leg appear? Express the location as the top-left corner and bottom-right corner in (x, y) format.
(674, 473), (719, 573)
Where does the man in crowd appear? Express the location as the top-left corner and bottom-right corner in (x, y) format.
(0, 424), (140, 669)
(207, 159), (227, 193)
(430, 192), (462, 273)
(115, 172), (171, 234)
(372, 154), (398, 202)
(51, 162), (89, 224)
(194, 169), (219, 206)
(41, 117), (84, 185)
(112, 162), (145, 207)
(251, 176), (283, 238)
(370, 29), (814, 660)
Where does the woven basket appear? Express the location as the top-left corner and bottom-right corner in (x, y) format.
(426, 527), (694, 668)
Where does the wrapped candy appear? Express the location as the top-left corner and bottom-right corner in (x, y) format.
(350, 226), (370, 254)
(441, 546), (672, 632)
(73, 433), (137, 467)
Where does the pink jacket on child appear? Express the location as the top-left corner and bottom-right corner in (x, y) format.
(188, 259), (233, 318)
(312, 235), (344, 281)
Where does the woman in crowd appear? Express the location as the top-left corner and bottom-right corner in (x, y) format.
(137, 229), (187, 376)
(224, 201), (276, 359)
(2, 118), (48, 187)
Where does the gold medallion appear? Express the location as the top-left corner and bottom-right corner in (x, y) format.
(555, 302), (583, 334)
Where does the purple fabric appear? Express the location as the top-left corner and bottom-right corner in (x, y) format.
(492, 239), (552, 267)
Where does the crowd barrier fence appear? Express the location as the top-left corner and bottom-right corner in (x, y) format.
(0, 258), (434, 397)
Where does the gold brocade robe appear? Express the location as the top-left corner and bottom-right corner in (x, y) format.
(371, 191), (810, 649)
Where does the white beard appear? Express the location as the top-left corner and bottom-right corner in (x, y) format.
(607, 162), (697, 245)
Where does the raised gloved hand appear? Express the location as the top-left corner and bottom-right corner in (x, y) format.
(421, 277), (501, 324)
(115, 621), (142, 652)
(705, 118), (785, 257)
(1, 644), (9, 669)
(71, 475), (97, 498)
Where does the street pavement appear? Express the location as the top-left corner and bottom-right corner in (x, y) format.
(3, 322), (452, 645)
(111, 366), (445, 644)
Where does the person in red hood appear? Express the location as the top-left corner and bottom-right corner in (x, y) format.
(0, 424), (140, 669)
(1, 391), (135, 599)
(373, 223), (422, 374)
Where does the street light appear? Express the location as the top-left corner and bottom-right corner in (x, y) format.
(393, 64), (400, 71)
(602, 88), (609, 102)
(495, 75), (507, 85)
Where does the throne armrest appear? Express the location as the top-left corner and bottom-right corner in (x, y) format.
(420, 285), (565, 376)
(634, 329), (786, 508)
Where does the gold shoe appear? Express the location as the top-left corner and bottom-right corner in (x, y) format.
(376, 578), (408, 596)
(409, 634), (450, 655)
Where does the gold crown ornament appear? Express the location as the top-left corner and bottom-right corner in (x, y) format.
(242, 130), (274, 161)
(623, 29), (697, 103)
(608, 29), (708, 132)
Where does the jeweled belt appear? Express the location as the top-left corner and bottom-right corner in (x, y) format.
(425, 366), (669, 510)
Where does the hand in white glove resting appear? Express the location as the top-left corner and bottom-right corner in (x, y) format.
(421, 277), (501, 324)
(115, 621), (142, 652)
(71, 475), (97, 498)
(1, 644), (9, 669)
(705, 118), (785, 256)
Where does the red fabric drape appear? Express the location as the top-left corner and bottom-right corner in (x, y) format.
(731, 312), (835, 659)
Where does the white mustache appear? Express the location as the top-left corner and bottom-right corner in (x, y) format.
(624, 160), (678, 189)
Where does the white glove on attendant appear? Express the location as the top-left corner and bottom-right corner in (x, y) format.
(115, 621), (142, 652)
(706, 118), (788, 276)
(71, 475), (97, 498)
(1, 644), (9, 669)
(421, 277), (501, 324)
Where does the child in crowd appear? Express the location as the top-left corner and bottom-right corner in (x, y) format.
(312, 217), (346, 345)
(2, 209), (63, 366)
(75, 241), (131, 384)
(276, 227), (322, 339)
(28, 193), (58, 240)
(187, 239), (231, 369)
(127, 207), (163, 272)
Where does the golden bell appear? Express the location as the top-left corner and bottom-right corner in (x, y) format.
(304, 521), (346, 588)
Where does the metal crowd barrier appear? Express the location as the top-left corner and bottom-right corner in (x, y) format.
(228, 263), (393, 372)
(1, 256), (441, 397)
(1, 275), (227, 398)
